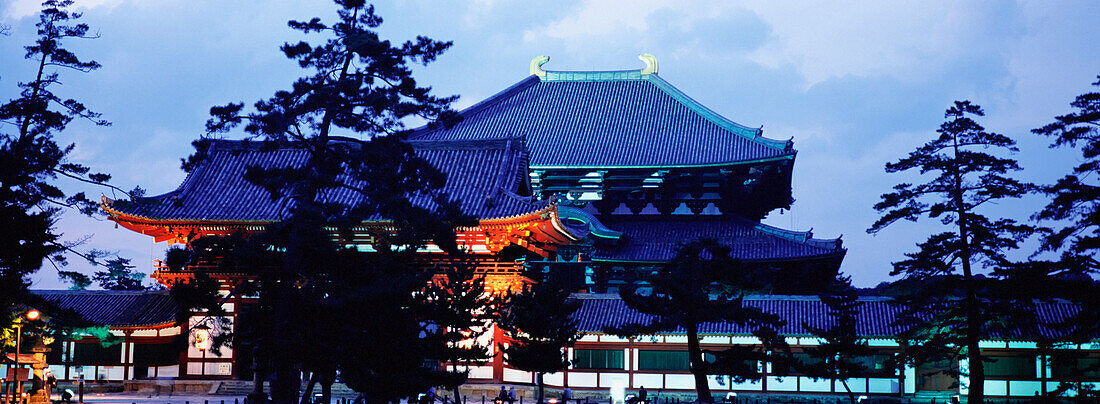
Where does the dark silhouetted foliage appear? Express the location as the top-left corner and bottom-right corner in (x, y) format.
(1, 0), (136, 335)
(801, 275), (871, 404)
(498, 278), (583, 404)
(605, 239), (788, 403)
(869, 101), (1034, 404)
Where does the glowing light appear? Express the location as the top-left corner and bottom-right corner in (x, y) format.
(24, 310), (40, 321)
(193, 328), (212, 351)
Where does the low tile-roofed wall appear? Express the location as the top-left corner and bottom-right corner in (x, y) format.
(572, 294), (1084, 341)
(31, 290), (179, 329)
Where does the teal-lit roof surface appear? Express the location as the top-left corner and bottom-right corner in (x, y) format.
(411, 71), (794, 169)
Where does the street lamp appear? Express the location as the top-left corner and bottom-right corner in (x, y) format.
(13, 309), (41, 404)
(192, 323), (212, 378)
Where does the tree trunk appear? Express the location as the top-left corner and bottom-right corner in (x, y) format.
(272, 361), (295, 404)
(841, 380), (854, 404)
(685, 324), (713, 403)
(952, 133), (984, 404)
(301, 371), (318, 404)
(537, 372), (545, 404)
(248, 345), (268, 404)
(321, 369), (334, 404)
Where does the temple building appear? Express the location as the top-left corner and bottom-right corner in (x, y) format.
(74, 56), (1097, 399)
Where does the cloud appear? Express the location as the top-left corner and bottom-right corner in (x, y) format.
(742, 1), (1021, 87)
(523, 0), (673, 43)
(524, 1), (1024, 89)
(3, 0), (128, 21)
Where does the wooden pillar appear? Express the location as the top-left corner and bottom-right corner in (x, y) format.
(123, 331), (133, 380)
(493, 325), (505, 382)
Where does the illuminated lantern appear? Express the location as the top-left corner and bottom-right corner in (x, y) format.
(193, 328), (211, 351)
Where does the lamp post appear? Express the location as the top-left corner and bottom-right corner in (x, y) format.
(192, 323), (211, 378)
(13, 309), (40, 404)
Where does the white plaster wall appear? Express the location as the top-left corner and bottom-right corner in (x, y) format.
(767, 376), (797, 391)
(156, 365), (179, 378)
(99, 366), (124, 381)
(665, 336), (688, 344)
(800, 377), (831, 392)
(984, 380), (1007, 396)
(48, 365), (65, 378)
(569, 372), (598, 388)
(468, 366), (494, 379)
(632, 373), (662, 389)
(503, 368), (532, 383)
(868, 378), (900, 394)
(729, 379), (761, 391)
(599, 373), (629, 389)
(544, 372), (564, 387)
(837, 379), (867, 394)
(1009, 381), (1042, 396)
(664, 374), (694, 390)
(707, 375), (728, 391)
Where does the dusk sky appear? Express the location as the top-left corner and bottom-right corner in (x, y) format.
(2, 0), (1098, 288)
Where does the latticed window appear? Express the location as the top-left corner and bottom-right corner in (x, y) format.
(133, 343), (180, 366)
(984, 356), (1036, 378)
(1052, 357), (1100, 379)
(72, 343), (122, 365)
(638, 350), (690, 371)
(573, 349), (624, 370)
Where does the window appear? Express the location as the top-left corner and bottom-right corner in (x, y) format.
(1052, 357), (1100, 379)
(573, 349), (624, 370)
(638, 350), (690, 371)
(852, 354), (896, 377)
(133, 343), (180, 366)
(985, 356), (1035, 378)
(72, 343), (122, 365)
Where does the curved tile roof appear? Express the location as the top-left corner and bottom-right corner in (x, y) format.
(573, 294), (1087, 340)
(31, 290), (178, 328)
(107, 138), (547, 223)
(411, 72), (794, 168)
(592, 217), (844, 262)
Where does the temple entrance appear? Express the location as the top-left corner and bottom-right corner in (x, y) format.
(916, 359), (958, 392)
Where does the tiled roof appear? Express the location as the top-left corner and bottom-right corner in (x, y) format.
(591, 217), (844, 262)
(572, 295), (1086, 341)
(31, 290), (178, 328)
(410, 73), (794, 169)
(107, 138), (546, 222)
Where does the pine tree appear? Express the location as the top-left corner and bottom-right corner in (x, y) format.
(1029, 75), (1100, 398)
(1033, 75), (1100, 266)
(92, 257), (148, 290)
(800, 275), (870, 404)
(194, 1), (466, 403)
(868, 101), (1034, 403)
(1, 0), (133, 326)
(605, 239), (787, 403)
(497, 278), (583, 404)
(419, 259), (496, 404)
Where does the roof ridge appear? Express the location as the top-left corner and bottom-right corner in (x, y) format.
(31, 289), (169, 295)
(410, 76), (541, 139)
(408, 136), (522, 151)
(748, 218), (843, 250)
(642, 74), (792, 151)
